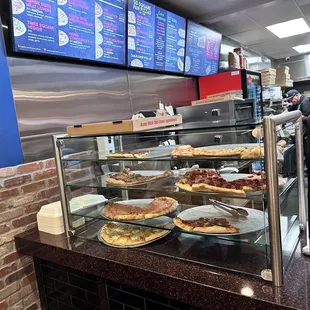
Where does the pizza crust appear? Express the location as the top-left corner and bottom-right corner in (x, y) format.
(171, 145), (265, 160)
(102, 197), (178, 221)
(170, 145), (194, 158)
(105, 171), (171, 186)
(173, 218), (240, 234)
(192, 148), (243, 157)
(175, 182), (194, 192)
(106, 151), (150, 159)
(240, 147), (264, 159)
(101, 223), (168, 246)
(192, 183), (246, 196)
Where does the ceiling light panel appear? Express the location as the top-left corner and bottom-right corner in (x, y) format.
(266, 18), (310, 38)
(293, 43), (310, 53)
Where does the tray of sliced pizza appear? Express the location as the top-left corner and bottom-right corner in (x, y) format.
(101, 197), (178, 222)
(106, 145), (182, 159)
(98, 216), (173, 248)
(170, 144), (264, 159)
(173, 205), (267, 236)
(104, 168), (173, 186)
(176, 169), (266, 196)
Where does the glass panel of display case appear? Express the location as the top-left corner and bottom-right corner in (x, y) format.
(55, 126), (272, 279)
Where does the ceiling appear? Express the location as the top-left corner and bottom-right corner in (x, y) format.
(151, 0), (310, 60)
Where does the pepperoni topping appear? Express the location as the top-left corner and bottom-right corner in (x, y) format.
(181, 217), (232, 228)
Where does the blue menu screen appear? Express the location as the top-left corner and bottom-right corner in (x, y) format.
(11, 0), (126, 65)
(127, 0), (186, 73)
(185, 21), (222, 76)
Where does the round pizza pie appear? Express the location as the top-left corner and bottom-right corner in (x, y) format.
(102, 197), (178, 221)
(176, 169), (266, 196)
(105, 168), (172, 186)
(173, 217), (240, 234)
(100, 222), (168, 247)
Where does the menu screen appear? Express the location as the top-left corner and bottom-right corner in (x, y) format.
(127, 0), (186, 73)
(185, 21), (222, 76)
(10, 0), (126, 65)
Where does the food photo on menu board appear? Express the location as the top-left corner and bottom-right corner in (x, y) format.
(127, 0), (186, 73)
(185, 21), (222, 76)
(11, 0), (126, 65)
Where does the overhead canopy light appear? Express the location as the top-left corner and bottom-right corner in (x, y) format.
(293, 43), (310, 53)
(266, 18), (310, 38)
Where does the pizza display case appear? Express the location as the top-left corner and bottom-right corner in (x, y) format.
(53, 110), (306, 287)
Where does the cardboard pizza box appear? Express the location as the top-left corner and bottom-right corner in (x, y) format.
(67, 115), (183, 136)
(192, 90), (243, 106)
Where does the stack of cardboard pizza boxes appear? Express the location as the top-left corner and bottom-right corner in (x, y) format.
(275, 66), (293, 87)
(259, 68), (276, 86)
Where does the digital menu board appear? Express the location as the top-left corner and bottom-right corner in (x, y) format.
(10, 0), (126, 65)
(185, 21), (222, 76)
(127, 0), (186, 73)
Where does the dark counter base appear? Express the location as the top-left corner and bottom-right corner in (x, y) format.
(15, 229), (310, 310)
(35, 259), (202, 310)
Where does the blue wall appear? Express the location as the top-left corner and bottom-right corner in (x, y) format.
(0, 21), (23, 167)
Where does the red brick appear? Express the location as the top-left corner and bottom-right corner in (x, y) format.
(3, 175), (32, 188)
(22, 272), (36, 286)
(45, 158), (55, 168)
(49, 195), (60, 203)
(33, 168), (57, 180)
(5, 264), (33, 285)
(47, 177), (59, 186)
(2, 251), (21, 265)
(0, 301), (8, 310)
(0, 263), (17, 278)
(21, 181), (45, 194)
(26, 223), (38, 231)
(37, 186), (59, 199)
(0, 167), (16, 178)
(25, 304), (38, 310)
(24, 200), (49, 214)
(0, 242), (14, 257)
(17, 162), (43, 174)
(0, 280), (4, 290)
(0, 188), (20, 200)
(0, 224), (10, 234)
(12, 214), (37, 228)
(11, 194), (35, 207)
(0, 208), (23, 224)
(0, 203), (6, 212)
(0, 229), (26, 246)
(1, 282), (20, 299)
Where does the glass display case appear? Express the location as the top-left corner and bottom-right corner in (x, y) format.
(53, 111), (306, 287)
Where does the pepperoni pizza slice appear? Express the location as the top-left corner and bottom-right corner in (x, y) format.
(176, 169), (266, 196)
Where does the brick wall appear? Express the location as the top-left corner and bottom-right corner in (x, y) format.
(0, 158), (60, 310)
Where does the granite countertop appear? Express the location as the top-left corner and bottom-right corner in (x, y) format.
(15, 229), (310, 310)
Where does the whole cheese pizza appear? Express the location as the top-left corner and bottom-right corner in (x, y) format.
(102, 197), (178, 221)
(100, 222), (168, 247)
(106, 151), (150, 159)
(171, 145), (264, 159)
(173, 217), (240, 234)
(105, 168), (172, 186)
(176, 169), (266, 196)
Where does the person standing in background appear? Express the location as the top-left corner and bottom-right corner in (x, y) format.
(287, 89), (310, 121)
(286, 89), (310, 171)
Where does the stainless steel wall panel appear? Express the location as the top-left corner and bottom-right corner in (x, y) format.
(8, 57), (132, 162)
(128, 71), (198, 114)
(277, 54), (310, 82)
(8, 57), (198, 162)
